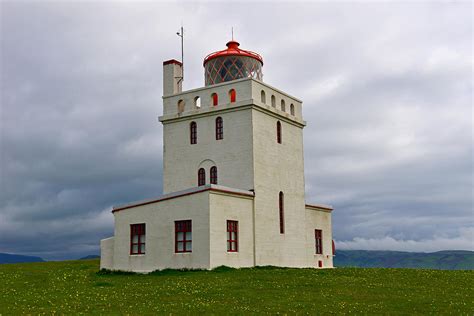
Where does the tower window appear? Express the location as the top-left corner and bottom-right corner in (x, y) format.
(227, 220), (238, 252)
(211, 93), (218, 106)
(175, 220), (192, 253)
(177, 99), (185, 113)
(190, 121), (197, 144)
(281, 99), (286, 112)
(279, 192), (284, 234)
(277, 121), (282, 144)
(194, 96), (201, 108)
(290, 103), (295, 116)
(271, 95), (276, 107)
(215, 117), (223, 140)
(198, 168), (206, 186)
(261, 90), (266, 104)
(315, 229), (323, 254)
(210, 166), (218, 184)
(229, 89), (236, 103)
(130, 223), (145, 255)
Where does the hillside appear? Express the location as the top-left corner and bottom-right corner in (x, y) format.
(0, 253), (45, 264)
(334, 250), (474, 270)
(0, 259), (472, 314)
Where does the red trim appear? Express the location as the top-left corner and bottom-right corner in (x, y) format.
(203, 40), (263, 66)
(130, 223), (145, 255)
(305, 203), (333, 211)
(212, 93), (218, 106)
(175, 220), (192, 253)
(163, 59), (182, 66)
(227, 220), (238, 252)
(113, 187), (254, 213)
(318, 260), (323, 268)
(315, 229), (323, 254)
(229, 89), (236, 103)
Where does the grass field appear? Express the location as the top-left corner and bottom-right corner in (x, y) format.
(0, 259), (472, 315)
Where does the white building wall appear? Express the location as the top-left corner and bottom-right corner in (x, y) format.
(112, 191), (211, 272)
(304, 206), (334, 268)
(209, 191), (254, 268)
(100, 237), (114, 270)
(251, 109), (308, 267)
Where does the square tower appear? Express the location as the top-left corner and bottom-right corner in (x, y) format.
(100, 40), (334, 272)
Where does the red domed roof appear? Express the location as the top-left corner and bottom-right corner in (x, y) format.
(203, 40), (263, 66)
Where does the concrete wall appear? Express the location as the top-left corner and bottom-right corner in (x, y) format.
(209, 190), (255, 268)
(251, 109), (309, 267)
(112, 190), (211, 272)
(100, 237), (114, 270)
(305, 206), (334, 268)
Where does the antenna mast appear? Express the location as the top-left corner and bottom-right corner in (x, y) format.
(176, 25), (184, 85)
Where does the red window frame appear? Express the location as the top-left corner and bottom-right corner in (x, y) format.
(190, 121), (197, 144)
(215, 117), (223, 140)
(279, 192), (284, 234)
(277, 121), (282, 144)
(229, 89), (236, 103)
(210, 166), (218, 184)
(315, 229), (323, 254)
(175, 220), (192, 253)
(212, 93), (218, 106)
(227, 220), (238, 252)
(198, 168), (206, 186)
(130, 223), (145, 255)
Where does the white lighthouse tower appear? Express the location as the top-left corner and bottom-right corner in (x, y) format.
(100, 40), (334, 272)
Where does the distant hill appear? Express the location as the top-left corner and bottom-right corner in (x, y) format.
(0, 253), (45, 264)
(334, 250), (474, 270)
(79, 255), (100, 260)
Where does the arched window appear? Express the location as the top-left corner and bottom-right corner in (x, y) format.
(190, 121), (197, 144)
(178, 99), (185, 113)
(281, 99), (286, 112)
(277, 121), (282, 144)
(261, 90), (266, 104)
(211, 93), (218, 106)
(194, 96), (201, 108)
(215, 117), (223, 140)
(290, 103), (295, 116)
(210, 166), (218, 184)
(198, 168), (206, 186)
(279, 191), (284, 234)
(271, 95), (276, 107)
(229, 89), (236, 103)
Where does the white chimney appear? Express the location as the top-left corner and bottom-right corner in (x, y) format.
(162, 59), (183, 96)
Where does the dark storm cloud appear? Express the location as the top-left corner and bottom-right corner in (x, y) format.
(1, 1), (472, 259)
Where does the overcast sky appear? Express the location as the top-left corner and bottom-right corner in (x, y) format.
(1, 1), (472, 260)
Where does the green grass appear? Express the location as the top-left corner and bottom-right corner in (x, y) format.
(0, 260), (472, 315)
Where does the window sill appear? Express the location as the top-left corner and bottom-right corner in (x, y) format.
(129, 254), (145, 257)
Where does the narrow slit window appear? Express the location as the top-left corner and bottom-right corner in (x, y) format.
(290, 104), (295, 116)
(277, 121), (282, 144)
(281, 99), (286, 112)
(271, 95), (276, 107)
(261, 90), (266, 104)
(279, 192), (284, 234)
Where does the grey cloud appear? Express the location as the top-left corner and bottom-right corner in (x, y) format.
(1, 1), (472, 259)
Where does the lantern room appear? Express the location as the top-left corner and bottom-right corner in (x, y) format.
(203, 40), (263, 86)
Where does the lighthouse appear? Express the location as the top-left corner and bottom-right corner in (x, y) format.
(100, 39), (334, 272)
